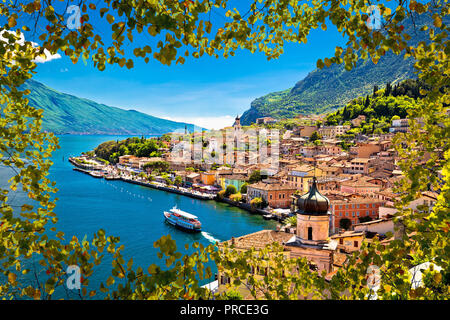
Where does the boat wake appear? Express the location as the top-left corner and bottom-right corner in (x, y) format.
(201, 232), (221, 244)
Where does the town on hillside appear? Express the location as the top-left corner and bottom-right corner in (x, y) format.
(69, 95), (440, 298)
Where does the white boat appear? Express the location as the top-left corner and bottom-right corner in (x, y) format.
(89, 171), (104, 178)
(164, 206), (202, 232)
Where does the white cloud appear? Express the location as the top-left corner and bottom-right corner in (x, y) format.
(34, 49), (61, 63)
(163, 115), (235, 130)
(0, 29), (61, 63)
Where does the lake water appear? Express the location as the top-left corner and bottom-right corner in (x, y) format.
(1, 135), (276, 298)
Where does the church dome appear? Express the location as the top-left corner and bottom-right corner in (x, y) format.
(297, 178), (330, 215)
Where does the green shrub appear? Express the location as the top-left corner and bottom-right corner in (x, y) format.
(225, 185), (237, 197)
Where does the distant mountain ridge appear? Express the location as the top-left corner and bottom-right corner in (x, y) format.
(22, 80), (197, 135)
(240, 15), (435, 125)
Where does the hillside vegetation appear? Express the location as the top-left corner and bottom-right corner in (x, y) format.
(239, 15), (433, 125)
(326, 79), (425, 135)
(93, 135), (171, 164)
(21, 80), (196, 135)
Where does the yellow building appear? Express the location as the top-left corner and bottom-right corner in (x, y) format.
(286, 165), (323, 193)
(200, 171), (216, 185)
(331, 231), (365, 253)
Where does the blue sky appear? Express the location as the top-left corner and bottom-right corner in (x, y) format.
(32, 4), (347, 129)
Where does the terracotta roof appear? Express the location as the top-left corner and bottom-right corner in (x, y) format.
(325, 270), (338, 281)
(331, 231), (365, 239)
(330, 197), (384, 204)
(220, 230), (293, 250)
(422, 191), (439, 200)
(333, 252), (349, 267)
(341, 180), (380, 188)
(224, 174), (248, 181)
(353, 218), (390, 226)
(368, 170), (392, 179)
(350, 158), (371, 163)
(290, 164), (314, 172)
(248, 181), (297, 191)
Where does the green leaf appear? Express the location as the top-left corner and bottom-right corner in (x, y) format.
(106, 14), (115, 24)
(106, 276), (115, 286)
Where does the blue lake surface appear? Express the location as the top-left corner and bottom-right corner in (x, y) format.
(1, 135), (276, 298)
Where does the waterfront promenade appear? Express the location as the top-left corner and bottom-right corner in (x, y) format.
(72, 166), (216, 200)
(70, 161), (285, 220)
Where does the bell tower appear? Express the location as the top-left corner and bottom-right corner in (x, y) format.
(233, 115), (241, 131)
(296, 177), (330, 245)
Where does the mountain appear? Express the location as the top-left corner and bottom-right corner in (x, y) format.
(240, 15), (433, 125)
(21, 80), (197, 135)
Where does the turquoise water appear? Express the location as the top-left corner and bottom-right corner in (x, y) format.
(1, 135), (276, 298)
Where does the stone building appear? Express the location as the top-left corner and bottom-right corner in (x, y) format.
(246, 181), (297, 208)
(318, 125), (350, 139)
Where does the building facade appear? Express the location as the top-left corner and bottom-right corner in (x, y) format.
(246, 181), (297, 208)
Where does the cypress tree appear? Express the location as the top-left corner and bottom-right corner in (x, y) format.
(373, 85), (379, 96)
(384, 82), (392, 96)
(364, 95), (370, 107)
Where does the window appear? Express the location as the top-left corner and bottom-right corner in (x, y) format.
(308, 227), (313, 241)
(339, 238), (344, 245)
(220, 275), (231, 285)
(354, 241), (359, 248)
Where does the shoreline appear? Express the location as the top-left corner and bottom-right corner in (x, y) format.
(73, 166), (215, 200)
(71, 165), (278, 219)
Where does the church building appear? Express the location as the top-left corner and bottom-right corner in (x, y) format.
(284, 177), (337, 273)
(232, 115), (241, 131)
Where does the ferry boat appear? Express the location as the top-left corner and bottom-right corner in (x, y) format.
(164, 206), (201, 232)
